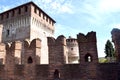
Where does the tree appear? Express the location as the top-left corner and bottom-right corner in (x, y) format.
(104, 40), (115, 58)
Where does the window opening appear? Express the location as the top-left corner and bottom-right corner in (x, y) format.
(25, 6), (28, 12)
(34, 7), (37, 13)
(39, 11), (41, 17)
(12, 10), (14, 17)
(43, 15), (45, 20)
(1, 14), (3, 20)
(6, 13), (9, 18)
(6, 29), (10, 37)
(71, 48), (73, 50)
(46, 17), (48, 22)
(54, 69), (60, 80)
(85, 54), (92, 62)
(28, 56), (33, 64)
(18, 8), (21, 14)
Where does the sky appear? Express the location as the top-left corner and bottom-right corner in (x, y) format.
(0, 0), (120, 57)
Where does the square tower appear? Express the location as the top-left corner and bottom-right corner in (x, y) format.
(0, 2), (56, 64)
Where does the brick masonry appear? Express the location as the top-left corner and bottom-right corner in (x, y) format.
(111, 28), (120, 62)
(0, 2), (120, 80)
(0, 31), (119, 80)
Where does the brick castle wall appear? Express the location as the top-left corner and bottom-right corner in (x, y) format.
(0, 32), (119, 80)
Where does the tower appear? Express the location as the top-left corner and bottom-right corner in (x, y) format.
(77, 31), (98, 80)
(0, 2), (56, 64)
(66, 36), (79, 63)
(77, 31), (98, 63)
(111, 28), (120, 62)
(48, 35), (67, 80)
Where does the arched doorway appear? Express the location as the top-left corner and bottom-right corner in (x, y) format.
(54, 69), (60, 80)
(27, 56), (33, 64)
(85, 53), (92, 62)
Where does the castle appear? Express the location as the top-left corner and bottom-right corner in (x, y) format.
(0, 1), (120, 80)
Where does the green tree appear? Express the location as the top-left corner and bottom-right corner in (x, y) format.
(105, 40), (115, 58)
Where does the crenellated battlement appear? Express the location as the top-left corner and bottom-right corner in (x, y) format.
(77, 31), (96, 43)
(77, 31), (98, 64)
(0, 31), (118, 80)
(0, 39), (41, 65)
(48, 35), (66, 46)
(0, 32), (98, 65)
(0, 1), (119, 80)
(66, 38), (78, 45)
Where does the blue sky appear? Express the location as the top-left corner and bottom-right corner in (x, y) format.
(0, 0), (120, 57)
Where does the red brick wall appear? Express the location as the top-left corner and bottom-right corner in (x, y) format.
(77, 31), (98, 64)
(47, 35), (67, 80)
(97, 63), (118, 80)
(0, 32), (119, 80)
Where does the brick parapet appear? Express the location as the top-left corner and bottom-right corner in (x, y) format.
(47, 35), (67, 80)
(77, 31), (98, 80)
(77, 31), (98, 63)
(77, 31), (96, 43)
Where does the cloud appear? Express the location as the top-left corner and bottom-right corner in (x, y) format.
(73, 1), (102, 25)
(35, 0), (74, 14)
(54, 23), (80, 38)
(0, 0), (74, 15)
(41, 0), (52, 3)
(112, 24), (120, 29)
(98, 0), (120, 13)
(75, 0), (120, 27)
(103, 23), (120, 29)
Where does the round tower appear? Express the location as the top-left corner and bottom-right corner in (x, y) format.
(66, 36), (79, 63)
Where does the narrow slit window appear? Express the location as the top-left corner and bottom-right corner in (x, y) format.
(34, 7), (37, 13)
(1, 14), (3, 20)
(49, 20), (51, 24)
(25, 6), (28, 12)
(46, 17), (48, 22)
(71, 48), (73, 50)
(18, 8), (21, 14)
(6, 13), (9, 18)
(43, 15), (45, 19)
(39, 11), (41, 17)
(6, 29), (10, 37)
(12, 10), (15, 17)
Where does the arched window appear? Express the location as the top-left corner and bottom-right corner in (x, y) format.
(85, 53), (92, 62)
(28, 56), (33, 64)
(54, 69), (60, 79)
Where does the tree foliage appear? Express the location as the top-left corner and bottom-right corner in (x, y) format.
(105, 40), (115, 58)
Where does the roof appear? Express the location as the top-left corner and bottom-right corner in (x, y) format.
(0, 1), (56, 23)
